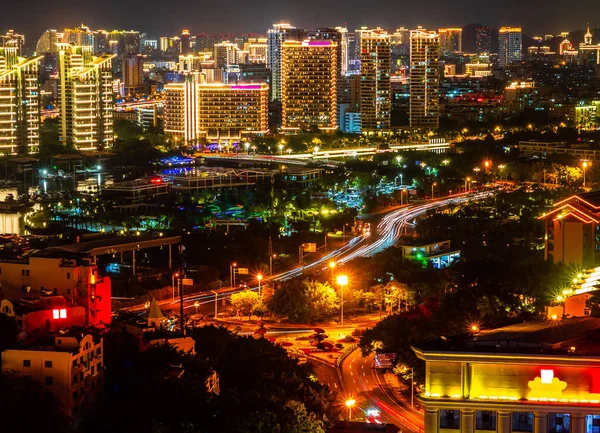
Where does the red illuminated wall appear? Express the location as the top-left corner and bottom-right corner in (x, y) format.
(23, 306), (86, 333)
(89, 273), (112, 328)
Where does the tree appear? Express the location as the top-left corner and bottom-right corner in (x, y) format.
(230, 289), (261, 319)
(269, 279), (339, 323)
(303, 280), (339, 322)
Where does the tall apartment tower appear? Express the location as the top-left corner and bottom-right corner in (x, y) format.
(409, 28), (440, 129)
(267, 23), (307, 101)
(358, 28), (391, 134)
(281, 40), (338, 132)
(0, 30), (25, 55)
(121, 54), (144, 95)
(475, 26), (493, 55)
(180, 29), (191, 55)
(0, 48), (42, 154)
(57, 44), (115, 151)
(498, 27), (523, 67)
(164, 76), (199, 144)
(438, 28), (462, 55)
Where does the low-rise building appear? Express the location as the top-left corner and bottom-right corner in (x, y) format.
(401, 239), (461, 268)
(2, 332), (104, 418)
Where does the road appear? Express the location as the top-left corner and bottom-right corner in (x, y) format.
(341, 349), (424, 432)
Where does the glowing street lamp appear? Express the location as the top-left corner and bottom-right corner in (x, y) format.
(396, 155), (403, 165)
(484, 160), (491, 171)
(329, 261), (336, 284)
(257, 274), (263, 297)
(583, 160), (591, 188)
(172, 272), (180, 301)
(337, 275), (349, 325)
(465, 177), (471, 192)
(345, 399), (356, 420)
(431, 182), (437, 198)
(278, 143), (284, 155)
(194, 301), (200, 315)
(244, 142), (250, 154)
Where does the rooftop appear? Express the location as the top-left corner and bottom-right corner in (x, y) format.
(414, 317), (600, 357)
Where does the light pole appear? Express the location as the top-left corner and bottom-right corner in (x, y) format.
(411, 367), (414, 407)
(278, 143), (284, 155)
(329, 261), (336, 285)
(230, 262), (237, 288)
(211, 290), (218, 318)
(345, 399), (356, 421)
(583, 161), (590, 188)
(431, 182), (437, 198)
(244, 142), (250, 154)
(194, 301), (199, 315)
(257, 274), (263, 298)
(172, 272), (179, 301)
(337, 275), (348, 325)
(465, 177), (471, 192)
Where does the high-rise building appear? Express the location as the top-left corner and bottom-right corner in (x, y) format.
(63, 25), (94, 47)
(0, 49), (42, 154)
(409, 28), (440, 129)
(281, 40), (338, 132)
(358, 27), (391, 134)
(0, 30), (25, 55)
(164, 79), (268, 143)
(267, 23), (307, 101)
(498, 27), (523, 67)
(244, 38), (268, 63)
(475, 26), (493, 55)
(36, 30), (60, 54)
(180, 29), (191, 55)
(122, 54), (144, 95)
(57, 44), (115, 151)
(93, 30), (110, 55)
(391, 27), (411, 56)
(314, 27), (349, 76)
(214, 42), (239, 68)
(438, 28), (462, 55)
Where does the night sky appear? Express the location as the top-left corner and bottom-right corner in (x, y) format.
(4, 0), (600, 47)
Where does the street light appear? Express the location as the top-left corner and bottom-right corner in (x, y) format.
(465, 177), (471, 192)
(329, 261), (336, 284)
(278, 143), (284, 155)
(244, 142), (250, 154)
(172, 272), (180, 301)
(230, 262), (237, 288)
(345, 399), (356, 420)
(396, 155), (402, 165)
(431, 182), (437, 198)
(194, 301), (200, 315)
(337, 275), (349, 325)
(257, 274), (263, 297)
(583, 160), (591, 188)
(484, 160), (491, 170)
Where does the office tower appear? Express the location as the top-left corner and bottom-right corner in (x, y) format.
(122, 54), (144, 95)
(267, 23), (307, 101)
(164, 77), (199, 144)
(63, 25), (94, 47)
(358, 27), (391, 133)
(0, 30), (25, 55)
(164, 80), (268, 143)
(0, 49), (42, 154)
(438, 28), (462, 55)
(281, 40), (338, 132)
(409, 28), (440, 129)
(181, 29), (191, 55)
(107, 30), (141, 55)
(475, 26), (493, 55)
(214, 41), (239, 68)
(498, 27), (523, 67)
(57, 44), (115, 151)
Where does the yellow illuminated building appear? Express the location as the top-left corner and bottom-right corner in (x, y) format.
(410, 28), (440, 129)
(0, 48), (42, 154)
(414, 317), (600, 433)
(165, 80), (268, 144)
(438, 28), (463, 55)
(281, 40), (338, 132)
(57, 44), (115, 151)
(358, 27), (391, 134)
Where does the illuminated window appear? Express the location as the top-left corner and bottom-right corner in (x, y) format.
(550, 413), (571, 433)
(541, 369), (554, 384)
(513, 412), (533, 432)
(440, 410), (460, 429)
(476, 411), (497, 430)
(586, 415), (600, 433)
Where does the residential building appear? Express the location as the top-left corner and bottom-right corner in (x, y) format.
(413, 317), (600, 433)
(180, 29), (191, 55)
(0, 30), (25, 55)
(63, 25), (94, 47)
(244, 38), (268, 63)
(358, 27), (391, 134)
(281, 40), (338, 132)
(267, 23), (307, 101)
(475, 26), (493, 55)
(499, 27), (523, 67)
(438, 28), (462, 55)
(121, 54), (144, 95)
(214, 41), (239, 68)
(2, 332), (104, 418)
(401, 239), (460, 268)
(164, 77), (199, 144)
(57, 44), (115, 150)
(410, 28), (440, 129)
(0, 50), (42, 154)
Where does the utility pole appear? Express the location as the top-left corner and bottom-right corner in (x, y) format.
(268, 235), (273, 276)
(211, 290), (218, 318)
(179, 277), (185, 336)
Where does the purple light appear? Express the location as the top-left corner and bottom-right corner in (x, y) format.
(309, 40), (332, 46)
(230, 85), (262, 90)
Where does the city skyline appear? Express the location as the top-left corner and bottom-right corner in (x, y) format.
(3, 0), (600, 48)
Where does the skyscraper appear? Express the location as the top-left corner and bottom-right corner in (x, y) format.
(122, 54), (144, 95)
(63, 25), (94, 47)
(214, 42), (239, 68)
(164, 76), (199, 144)
(0, 30), (25, 55)
(281, 40), (338, 132)
(475, 26), (493, 55)
(358, 27), (391, 134)
(498, 27), (523, 67)
(409, 28), (440, 129)
(57, 44), (115, 150)
(0, 49), (42, 154)
(267, 23), (307, 101)
(438, 28), (462, 55)
(180, 29), (191, 55)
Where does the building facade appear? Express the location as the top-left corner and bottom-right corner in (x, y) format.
(438, 28), (462, 55)
(0, 50), (42, 154)
(267, 23), (307, 102)
(414, 318), (600, 433)
(57, 44), (115, 151)
(121, 54), (144, 96)
(164, 78), (199, 144)
(499, 27), (523, 67)
(476, 27), (493, 55)
(410, 28), (441, 129)
(281, 40), (338, 132)
(358, 27), (391, 134)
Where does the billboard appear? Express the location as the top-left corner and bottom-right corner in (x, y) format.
(374, 353), (397, 369)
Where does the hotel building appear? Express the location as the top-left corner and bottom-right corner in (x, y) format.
(281, 40), (338, 132)
(267, 23), (307, 102)
(0, 48), (42, 154)
(413, 317), (600, 433)
(164, 80), (268, 143)
(57, 44), (115, 150)
(358, 27), (391, 134)
(410, 28), (440, 129)
(499, 27), (523, 67)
